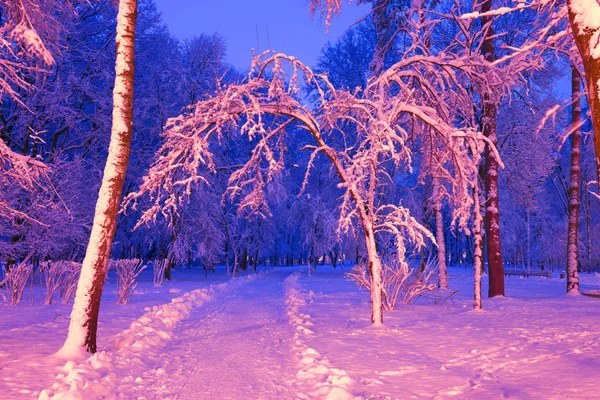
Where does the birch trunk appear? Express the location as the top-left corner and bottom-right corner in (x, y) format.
(60, 0), (138, 356)
(363, 219), (383, 325)
(567, 67), (581, 294)
(473, 182), (484, 310)
(482, 0), (504, 297)
(433, 178), (448, 289)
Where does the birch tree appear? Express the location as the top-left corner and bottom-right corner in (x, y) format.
(567, 67), (581, 293)
(60, 0), (138, 356)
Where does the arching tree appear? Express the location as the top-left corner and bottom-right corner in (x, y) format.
(127, 50), (496, 324)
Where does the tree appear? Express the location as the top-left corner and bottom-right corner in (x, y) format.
(127, 48), (494, 324)
(567, 66), (582, 293)
(60, 0), (138, 356)
(567, 0), (600, 182)
(480, 0), (505, 298)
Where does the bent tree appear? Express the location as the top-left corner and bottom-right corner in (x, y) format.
(60, 0), (138, 355)
(127, 51), (495, 324)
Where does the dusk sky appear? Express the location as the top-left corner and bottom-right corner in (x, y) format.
(154, 0), (369, 71)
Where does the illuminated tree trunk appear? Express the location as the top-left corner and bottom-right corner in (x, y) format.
(567, 67), (581, 294)
(482, 0), (504, 297)
(568, 2), (600, 181)
(433, 178), (448, 289)
(60, 0), (138, 355)
(362, 217), (383, 325)
(473, 182), (484, 310)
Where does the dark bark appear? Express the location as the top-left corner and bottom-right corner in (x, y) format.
(568, 6), (600, 182)
(482, 0), (504, 297)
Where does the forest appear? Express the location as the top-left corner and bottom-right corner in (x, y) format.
(1, 0), (600, 398)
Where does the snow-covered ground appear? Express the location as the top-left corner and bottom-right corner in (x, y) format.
(1, 265), (600, 399)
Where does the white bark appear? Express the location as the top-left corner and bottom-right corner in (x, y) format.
(473, 182), (483, 310)
(567, 67), (581, 294)
(433, 178), (448, 289)
(363, 220), (383, 326)
(59, 0), (138, 356)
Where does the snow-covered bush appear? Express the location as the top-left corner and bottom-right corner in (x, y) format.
(40, 260), (82, 304)
(58, 261), (82, 304)
(111, 259), (146, 304)
(41, 260), (61, 305)
(346, 259), (435, 309)
(1, 262), (33, 305)
(152, 259), (168, 286)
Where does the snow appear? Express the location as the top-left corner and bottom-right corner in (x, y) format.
(570, 0), (600, 58)
(2, 266), (600, 399)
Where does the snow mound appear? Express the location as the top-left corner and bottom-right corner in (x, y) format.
(284, 273), (356, 399)
(39, 273), (263, 399)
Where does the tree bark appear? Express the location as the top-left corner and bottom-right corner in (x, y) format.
(473, 182), (484, 310)
(567, 67), (581, 294)
(433, 178), (448, 289)
(567, 3), (600, 181)
(363, 219), (383, 325)
(482, 0), (504, 298)
(60, 0), (137, 356)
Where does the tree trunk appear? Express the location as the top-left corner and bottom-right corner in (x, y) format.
(232, 250), (239, 278)
(585, 182), (592, 263)
(224, 235), (231, 275)
(567, 66), (581, 294)
(240, 248), (247, 271)
(482, 0), (504, 298)
(369, 0), (392, 77)
(363, 219), (383, 326)
(568, 3), (600, 181)
(60, 0), (137, 356)
(526, 210), (531, 270)
(473, 182), (484, 310)
(253, 248), (258, 272)
(433, 178), (448, 289)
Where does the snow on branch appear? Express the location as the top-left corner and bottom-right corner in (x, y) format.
(0, 139), (51, 224)
(0, 0), (83, 101)
(128, 51), (495, 266)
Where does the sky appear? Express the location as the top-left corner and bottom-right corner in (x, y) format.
(153, 0), (370, 71)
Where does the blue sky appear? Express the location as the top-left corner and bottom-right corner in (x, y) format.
(154, 0), (369, 71)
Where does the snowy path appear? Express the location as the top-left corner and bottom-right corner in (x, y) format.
(127, 269), (298, 399)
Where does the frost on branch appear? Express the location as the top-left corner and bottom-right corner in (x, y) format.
(129, 50), (496, 322)
(41, 261), (82, 305)
(0, 0), (82, 101)
(1, 261), (33, 305)
(110, 259), (146, 304)
(346, 259), (436, 309)
(0, 140), (50, 223)
(152, 259), (168, 286)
